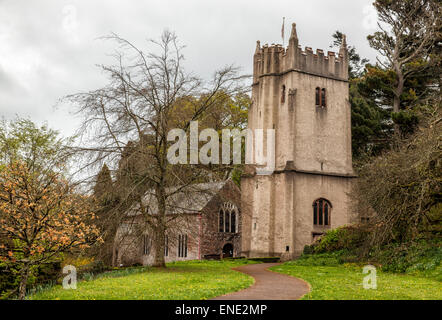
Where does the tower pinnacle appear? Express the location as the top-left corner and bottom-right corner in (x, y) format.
(339, 34), (348, 55)
(289, 23), (298, 40)
(255, 40), (261, 54)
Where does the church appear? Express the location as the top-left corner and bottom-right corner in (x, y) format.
(240, 23), (356, 260)
(113, 22), (356, 265)
(113, 180), (242, 266)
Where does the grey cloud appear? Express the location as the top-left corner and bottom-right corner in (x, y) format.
(0, 66), (16, 91)
(0, 0), (378, 137)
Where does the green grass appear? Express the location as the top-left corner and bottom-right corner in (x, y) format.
(270, 262), (442, 300)
(30, 259), (257, 300)
(29, 255), (442, 300)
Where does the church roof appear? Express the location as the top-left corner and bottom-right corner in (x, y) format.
(126, 180), (229, 216)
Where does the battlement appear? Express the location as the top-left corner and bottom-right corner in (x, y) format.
(253, 23), (348, 83)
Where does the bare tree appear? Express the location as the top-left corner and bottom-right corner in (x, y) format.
(67, 30), (248, 267)
(368, 0), (441, 123)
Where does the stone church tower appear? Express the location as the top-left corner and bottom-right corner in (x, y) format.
(241, 23), (356, 259)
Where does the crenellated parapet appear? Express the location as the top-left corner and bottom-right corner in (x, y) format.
(253, 23), (348, 83)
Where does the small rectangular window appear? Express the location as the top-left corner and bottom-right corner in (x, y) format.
(312, 232), (324, 242)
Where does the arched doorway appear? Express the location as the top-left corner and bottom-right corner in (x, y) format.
(222, 243), (233, 258)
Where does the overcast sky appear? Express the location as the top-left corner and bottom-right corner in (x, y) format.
(0, 0), (379, 138)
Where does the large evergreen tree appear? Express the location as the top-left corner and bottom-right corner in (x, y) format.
(330, 32), (391, 159)
(366, 0), (441, 135)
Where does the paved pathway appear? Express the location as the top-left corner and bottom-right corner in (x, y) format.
(213, 263), (310, 300)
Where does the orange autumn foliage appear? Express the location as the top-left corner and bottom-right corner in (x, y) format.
(0, 161), (100, 264)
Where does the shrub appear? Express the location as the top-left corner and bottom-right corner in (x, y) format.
(0, 261), (61, 299)
(372, 240), (441, 277)
(0, 263), (19, 299)
(303, 245), (315, 255)
(312, 226), (369, 254)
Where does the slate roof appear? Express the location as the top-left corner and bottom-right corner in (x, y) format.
(126, 180), (228, 216)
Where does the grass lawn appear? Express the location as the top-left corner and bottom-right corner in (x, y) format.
(270, 263), (442, 300)
(30, 259), (257, 300)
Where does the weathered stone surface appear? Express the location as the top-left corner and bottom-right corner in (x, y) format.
(242, 23), (356, 260)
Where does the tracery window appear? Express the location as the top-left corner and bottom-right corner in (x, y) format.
(219, 202), (238, 233)
(313, 198), (331, 226)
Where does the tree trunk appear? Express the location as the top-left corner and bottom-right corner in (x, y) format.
(393, 95), (401, 136)
(152, 187), (166, 268)
(18, 263), (30, 300)
(393, 94), (401, 114)
(152, 226), (166, 268)
(393, 71), (404, 136)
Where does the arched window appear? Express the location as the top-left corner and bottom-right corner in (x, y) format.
(315, 87), (327, 107)
(219, 202), (238, 233)
(315, 87), (320, 106)
(321, 88), (327, 107)
(281, 85), (286, 103)
(313, 198), (331, 226)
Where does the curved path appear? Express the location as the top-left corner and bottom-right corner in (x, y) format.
(213, 263), (310, 300)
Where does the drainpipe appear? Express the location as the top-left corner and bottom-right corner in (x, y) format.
(198, 214), (202, 260)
